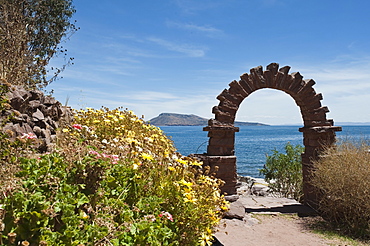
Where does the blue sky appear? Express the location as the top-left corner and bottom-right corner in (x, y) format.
(49, 0), (370, 125)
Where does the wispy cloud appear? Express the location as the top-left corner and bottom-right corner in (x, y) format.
(298, 59), (370, 97)
(147, 37), (206, 57)
(119, 91), (178, 101)
(54, 88), (217, 120)
(103, 34), (207, 58)
(173, 0), (226, 15)
(166, 21), (224, 38)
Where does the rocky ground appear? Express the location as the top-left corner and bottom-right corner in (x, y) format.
(213, 177), (358, 246)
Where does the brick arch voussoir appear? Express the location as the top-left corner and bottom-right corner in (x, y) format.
(211, 63), (334, 127)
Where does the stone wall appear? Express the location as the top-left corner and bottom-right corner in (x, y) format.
(1, 85), (73, 152)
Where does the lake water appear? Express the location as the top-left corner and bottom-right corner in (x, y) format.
(160, 125), (370, 178)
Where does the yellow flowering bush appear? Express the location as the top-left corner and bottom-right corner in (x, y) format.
(1, 107), (228, 245)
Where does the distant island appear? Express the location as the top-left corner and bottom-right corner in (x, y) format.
(149, 113), (268, 126)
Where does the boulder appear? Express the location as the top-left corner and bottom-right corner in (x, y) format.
(1, 85), (73, 152)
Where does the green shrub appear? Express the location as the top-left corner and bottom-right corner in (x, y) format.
(312, 140), (370, 239)
(259, 142), (304, 201)
(0, 130), (38, 202)
(1, 107), (228, 245)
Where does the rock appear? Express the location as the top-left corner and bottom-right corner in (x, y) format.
(225, 195), (239, 202)
(223, 200), (246, 220)
(28, 100), (41, 110)
(30, 89), (43, 101)
(12, 123), (25, 136)
(251, 184), (269, 196)
(237, 175), (253, 183)
(236, 176), (271, 197)
(9, 95), (25, 111)
(43, 96), (57, 105)
(33, 126), (42, 136)
(10, 110), (24, 123)
(24, 124), (33, 134)
(1, 84), (73, 152)
(32, 109), (45, 121)
(45, 104), (62, 120)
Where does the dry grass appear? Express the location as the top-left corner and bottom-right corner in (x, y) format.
(312, 140), (370, 239)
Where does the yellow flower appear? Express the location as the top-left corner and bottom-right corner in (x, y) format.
(199, 231), (213, 246)
(168, 166), (175, 171)
(80, 211), (89, 220)
(141, 153), (154, 161)
(127, 131), (135, 138)
(62, 128), (69, 133)
(126, 138), (139, 144)
(177, 159), (188, 165)
(164, 151), (170, 158)
(179, 179), (193, 187)
(184, 193), (197, 203)
(183, 187), (192, 193)
(189, 160), (203, 167)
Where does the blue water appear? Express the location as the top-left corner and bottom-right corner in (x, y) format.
(160, 125), (370, 178)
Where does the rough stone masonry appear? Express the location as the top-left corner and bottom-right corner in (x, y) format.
(1, 85), (73, 152)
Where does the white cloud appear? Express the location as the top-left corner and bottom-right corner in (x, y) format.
(147, 37), (206, 57)
(166, 21), (224, 38)
(298, 60), (370, 99)
(119, 91), (178, 101)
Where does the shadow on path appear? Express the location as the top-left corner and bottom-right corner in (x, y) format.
(245, 203), (318, 217)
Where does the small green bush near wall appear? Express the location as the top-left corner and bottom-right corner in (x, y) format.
(312, 140), (370, 239)
(0, 107), (228, 245)
(260, 142), (304, 201)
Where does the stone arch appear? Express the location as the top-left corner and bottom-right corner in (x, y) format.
(198, 63), (341, 207)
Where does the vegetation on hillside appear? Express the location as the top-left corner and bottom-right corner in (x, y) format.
(0, 107), (228, 245)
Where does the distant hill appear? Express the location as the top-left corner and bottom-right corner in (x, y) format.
(149, 113), (268, 126)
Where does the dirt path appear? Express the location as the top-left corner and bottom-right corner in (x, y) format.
(215, 215), (340, 246)
(213, 195), (350, 246)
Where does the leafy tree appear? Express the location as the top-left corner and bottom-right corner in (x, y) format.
(0, 0), (77, 89)
(260, 142), (304, 201)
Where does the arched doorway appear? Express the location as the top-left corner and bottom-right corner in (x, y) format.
(195, 63), (342, 208)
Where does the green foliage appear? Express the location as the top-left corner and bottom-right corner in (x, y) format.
(1, 107), (228, 245)
(0, 0), (77, 89)
(312, 140), (370, 239)
(260, 142), (304, 201)
(0, 130), (37, 202)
